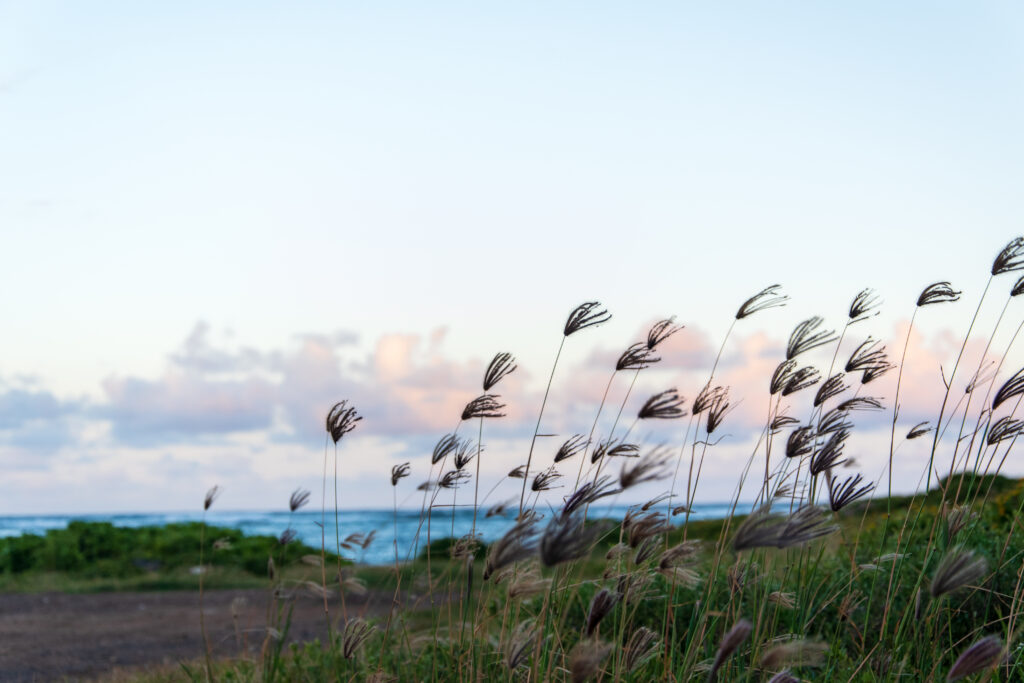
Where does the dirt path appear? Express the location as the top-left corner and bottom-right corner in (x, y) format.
(0, 588), (392, 682)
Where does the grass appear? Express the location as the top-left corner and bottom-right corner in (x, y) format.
(13, 237), (1024, 681)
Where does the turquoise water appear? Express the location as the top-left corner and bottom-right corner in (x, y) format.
(0, 502), (744, 566)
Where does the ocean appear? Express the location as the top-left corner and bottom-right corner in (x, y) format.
(0, 502), (745, 566)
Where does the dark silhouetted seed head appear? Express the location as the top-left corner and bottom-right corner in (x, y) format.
(829, 473), (875, 511)
(453, 440), (476, 470)
(638, 388), (687, 419)
(786, 426), (816, 459)
(770, 359), (798, 395)
(591, 439), (639, 464)
(540, 511), (606, 567)
(918, 282), (962, 307)
(907, 422), (932, 439)
(706, 390), (731, 434)
(204, 485), (221, 511)
(617, 342), (660, 371)
(508, 465), (527, 479)
(289, 488), (311, 512)
(390, 462), (411, 486)
(947, 635), (1004, 682)
(483, 352), (517, 391)
(737, 285), (789, 319)
(569, 639), (612, 683)
(462, 394), (506, 420)
(554, 434), (588, 463)
(505, 621), (537, 670)
(439, 469), (470, 489)
(341, 618), (374, 659)
(810, 429), (849, 475)
(782, 366), (820, 396)
(562, 476), (621, 515)
(814, 373), (848, 407)
(818, 408), (853, 435)
(771, 415), (800, 434)
(326, 401), (362, 444)
(432, 433), (461, 465)
(647, 317), (683, 350)
(565, 302), (612, 336)
(787, 317), (838, 360)
(1013, 275), (1024, 297)
(993, 367), (1024, 410)
(849, 288), (882, 323)
(846, 338), (887, 373)
(585, 588), (620, 636)
(837, 396), (884, 412)
(620, 447), (673, 489)
(531, 466), (562, 492)
(694, 383), (724, 414)
(992, 237), (1024, 275)
(987, 416), (1024, 445)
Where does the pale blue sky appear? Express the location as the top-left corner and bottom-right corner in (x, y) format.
(1, 2), (1023, 511)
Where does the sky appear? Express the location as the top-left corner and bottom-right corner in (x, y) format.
(1, 2), (1024, 513)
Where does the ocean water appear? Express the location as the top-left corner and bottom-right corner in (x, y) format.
(0, 502), (745, 566)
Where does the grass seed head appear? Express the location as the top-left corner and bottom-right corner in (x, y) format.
(992, 236), (1024, 275)
(326, 400), (362, 444)
(917, 282), (962, 307)
(814, 373), (849, 407)
(638, 388), (687, 419)
(554, 434), (588, 463)
(708, 618), (753, 682)
(647, 317), (683, 349)
(623, 627), (660, 673)
(565, 301), (612, 336)
(570, 639), (613, 682)
(947, 634), (1004, 681)
(737, 284), (789, 319)
(617, 342), (660, 371)
(585, 588), (621, 636)
(849, 287), (882, 323)
(483, 351), (517, 391)
(203, 485), (221, 511)
(931, 547), (988, 598)
(461, 393), (506, 420)
(390, 462), (411, 486)
(787, 316), (838, 359)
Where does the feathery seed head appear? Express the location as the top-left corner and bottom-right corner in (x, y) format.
(326, 400), (362, 444)
(1013, 275), (1024, 297)
(591, 438), (639, 464)
(987, 416), (1024, 445)
(204, 485), (221, 511)
(647, 317), (683, 349)
(483, 352), (517, 391)
(770, 359), (798, 395)
(992, 237), (1024, 275)
(453, 440), (476, 470)
(694, 383), (725, 414)
(617, 342), (660, 371)
(767, 672), (799, 683)
(737, 285), (788, 319)
(785, 426), (816, 459)
(461, 394), (506, 420)
(554, 434), (588, 463)
(818, 407), (853, 435)
(390, 462), (411, 486)
(706, 388), (731, 433)
(810, 428), (849, 475)
(849, 288), (882, 323)
(585, 588), (620, 637)
(484, 517), (540, 580)
(638, 388), (687, 419)
(342, 618), (374, 659)
(782, 366), (821, 396)
(569, 640), (613, 682)
(837, 396), (884, 412)
(931, 547), (988, 598)
(439, 469), (470, 489)
(278, 528), (298, 546)
(947, 635), (1004, 681)
(540, 511), (606, 567)
(787, 317), (838, 360)
(485, 499), (515, 518)
(944, 504), (977, 543)
(619, 446), (674, 489)
(289, 488), (311, 512)
(531, 466), (562, 492)
(565, 302), (612, 336)
(828, 473), (875, 511)
(767, 591), (796, 609)
(760, 639), (828, 671)
(918, 282), (962, 307)
(623, 627), (660, 673)
(814, 373), (849, 407)
(623, 509), (673, 548)
(708, 618), (753, 682)
(505, 620), (538, 670)
(508, 465), (527, 479)
(845, 338), (888, 373)
(993, 367), (1024, 410)
(771, 415), (800, 434)
(562, 476), (621, 515)
(432, 433), (461, 465)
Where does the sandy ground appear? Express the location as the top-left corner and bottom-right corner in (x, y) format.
(0, 588), (392, 682)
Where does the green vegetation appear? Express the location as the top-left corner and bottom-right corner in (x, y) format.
(0, 521), (339, 592)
